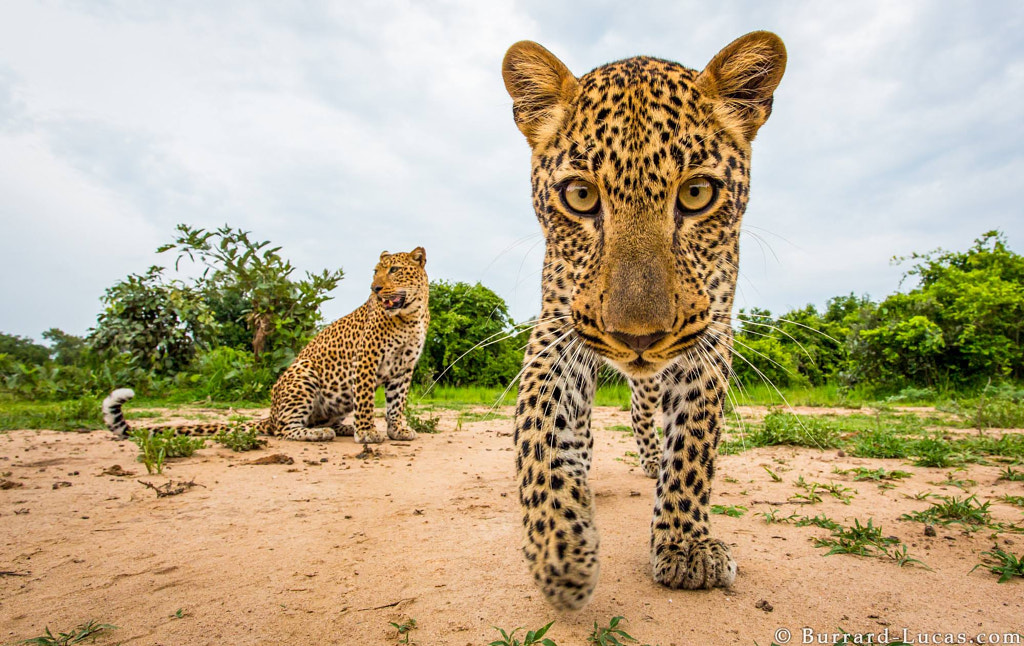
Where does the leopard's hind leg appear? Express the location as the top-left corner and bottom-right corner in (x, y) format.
(270, 363), (336, 442)
(629, 376), (662, 479)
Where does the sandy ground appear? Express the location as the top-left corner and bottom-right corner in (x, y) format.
(1, 406), (1022, 646)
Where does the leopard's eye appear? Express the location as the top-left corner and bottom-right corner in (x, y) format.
(388, 266), (399, 275)
(676, 177), (717, 213)
(561, 180), (601, 216)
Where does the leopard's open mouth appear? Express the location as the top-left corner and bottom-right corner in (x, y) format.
(380, 294), (407, 310)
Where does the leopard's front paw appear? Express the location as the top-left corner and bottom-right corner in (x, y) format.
(387, 424), (417, 441)
(652, 538), (736, 589)
(640, 457), (660, 479)
(355, 428), (386, 444)
(526, 530), (600, 610)
(284, 426), (336, 442)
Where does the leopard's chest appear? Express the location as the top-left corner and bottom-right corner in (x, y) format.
(376, 318), (428, 381)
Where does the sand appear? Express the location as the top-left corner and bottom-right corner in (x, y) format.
(1, 406), (1021, 645)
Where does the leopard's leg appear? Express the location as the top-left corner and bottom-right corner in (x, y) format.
(352, 359), (385, 444)
(516, 316), (600, 611)
(629, 376), (662, 479)
(271, 363), (336, 442)
(650, 335), (736, 589)
(383, 368), (416, 441)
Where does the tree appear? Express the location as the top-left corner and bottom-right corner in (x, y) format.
(158, 224), (344, 369)
(41, 328), (87, 366)
(0, 332), (51, 365)
(414, 281), (527, 387)
(851, 231), (1024, 387)
(90, 266), (215, 374)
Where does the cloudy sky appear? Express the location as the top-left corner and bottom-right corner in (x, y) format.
(1, 0), (1022, 341)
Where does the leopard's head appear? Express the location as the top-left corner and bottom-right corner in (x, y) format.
(503, 32), (785, 376)
(371, 247), (429, 319)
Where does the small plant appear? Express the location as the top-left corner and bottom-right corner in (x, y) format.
(588, 616), (637, 646)
(901, 495), (992, 529)
(972, 547), (1024, 583)
(748, 412), (842, 449)
(998, 466), (1024, 482)
(911, 437), (955, 468)
(795, 514), (841, 531)
(128, 429), (166, 474)
(388, 618), (418, 644)
(929, 471), (976, 490)
(762, 509), (799, 525)
(18, 620), (118, 645)
(965, 389), (1024, 429)
(839, 467), (912, 482)
(1000, 495), (1024, 509)
(763, 465), (782, 482)
(851, 426), (910, 460)
(214, 422), (266, 452)
(128, 428), (205, 474)
(406, 409), (440, 434)
(711, 504), (747, 518)
(813, 518), (898, 557)
(489, 621), (557, 646)
(888, 544), (931, 569)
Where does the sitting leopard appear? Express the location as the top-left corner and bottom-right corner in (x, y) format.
(502, 32), (786, 608)
(103, 247), (430, 444)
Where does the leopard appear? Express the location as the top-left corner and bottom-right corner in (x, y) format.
(103, 247), (430, 444)
(501, 31), (786, 609)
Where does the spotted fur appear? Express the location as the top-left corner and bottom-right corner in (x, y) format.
(102, 248), (430, 443)
(502, 32), (786, 609)
(629, 376), (662, 479)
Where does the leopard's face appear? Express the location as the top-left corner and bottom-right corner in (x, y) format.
(504, 34), (786, 377)
(371, 247), (429, 319)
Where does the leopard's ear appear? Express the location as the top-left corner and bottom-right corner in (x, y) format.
(380, 250), (390, 261)
(697, 31), (787, 141)
(410, 246), (426, 267)
(502, 41), (579, 148)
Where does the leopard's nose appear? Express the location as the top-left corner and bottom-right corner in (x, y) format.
(609, 331), (669, 353)
(372, 284), (383, 294)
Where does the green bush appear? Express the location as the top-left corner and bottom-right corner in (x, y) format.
(182, 347), (275, 402)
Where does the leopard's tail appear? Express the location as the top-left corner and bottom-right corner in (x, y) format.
(102, 388), (136, 438)
(102, 388), (270, 438)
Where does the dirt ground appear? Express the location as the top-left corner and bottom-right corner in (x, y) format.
(1, 406), (1022, 645)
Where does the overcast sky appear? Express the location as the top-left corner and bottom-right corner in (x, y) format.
(1, 1), (1022, 341)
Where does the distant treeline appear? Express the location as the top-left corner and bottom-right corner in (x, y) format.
(1, 228), (1020, 403)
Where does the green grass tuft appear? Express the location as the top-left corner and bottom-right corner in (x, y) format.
(972, 548), (1024, 583)
(17, 620), (117, 646)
